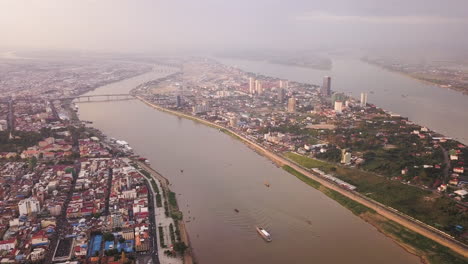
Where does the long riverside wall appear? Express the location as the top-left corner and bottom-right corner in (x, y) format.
(137, 96), (468, 258)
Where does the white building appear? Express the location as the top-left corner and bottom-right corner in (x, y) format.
(255, 80), (263, 95)
(287, 97), (296, 113)
(341, 149), (351, 164)
(360, 92), (368, 107)
(0, 120), (7, 131)
(249, 77), (255, 94)
(18, 197), (41, 216)
(334, 100), (343, 114)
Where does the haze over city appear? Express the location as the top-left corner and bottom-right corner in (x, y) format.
(1, 0), (468, 54)
(0, 1), (467, 264)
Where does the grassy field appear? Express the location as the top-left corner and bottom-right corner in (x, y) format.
(283, 165), (374, 215)
(282, 165), (467, 264)
(284, 152), (468, 231)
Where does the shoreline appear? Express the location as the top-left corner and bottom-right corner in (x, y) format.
(361, 59), (468, 96)
(136, 95), (468, 261)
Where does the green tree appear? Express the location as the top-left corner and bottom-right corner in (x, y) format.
(28, 156), (38, 170)
(173, 242), (188, 255)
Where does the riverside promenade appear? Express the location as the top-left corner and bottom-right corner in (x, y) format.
(137, 96), (468, 259)
(137, 161), (194, 264)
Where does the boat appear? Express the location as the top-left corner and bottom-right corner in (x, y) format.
(234, 209), (239, 213)
(256, 226), (272, 242)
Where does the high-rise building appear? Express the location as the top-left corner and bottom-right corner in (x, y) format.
(360, 92), (368, 107)
(255, 80), (263, 95)
(175, 95), (182, 107)
(279, 80), (284, 89)
(249, 77), (255, 94)
(321, 76), (331, 97)
(334, 100), (343, 113)
(18, 197), (41, 216)
(277, 88), (285, 103)
(287, 97), (296, 113)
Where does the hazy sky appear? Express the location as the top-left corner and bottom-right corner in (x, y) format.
(1, 0), (467, 54)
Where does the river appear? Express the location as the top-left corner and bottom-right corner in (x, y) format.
(217, 57), (468, 145)
(78, 65), (421, 264)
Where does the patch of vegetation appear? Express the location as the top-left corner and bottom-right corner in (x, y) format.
(155, 193), (162, 208)
(282, 165), (321, 189)
(377, 217), (468, 264)
(169, 223), (176, 244)
(282, 165), (373, 215)
(173, 242), (188, 255)
(0, 131), (43, 152)
(171, 211), (183, 221)
(168, 191), (178, 208)
(285, 153), (468, 234)
(284, 152), (334, 172)
(158, 226), (166, 248)
(320, 187), (374, 215)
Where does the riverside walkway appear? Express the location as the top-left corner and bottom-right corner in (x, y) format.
(136, 161), (193, 264)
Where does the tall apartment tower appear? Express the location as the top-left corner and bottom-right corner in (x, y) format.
(287, 97), (296, 113)
(360, 92), (368, 107)
(249, 77), (255, 94)
(255, 80), (263, 95)
(277, 88), (285, 103)
(321, 76), (331, 97)
(175, 95), (182, 107)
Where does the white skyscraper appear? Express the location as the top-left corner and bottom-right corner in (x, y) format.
(18, 197), (41, 216)
(334, 100), (343, 113)
(249, 77), (255, 94)
(287, 97), (296, 113)
(360, 92), (368, 107)
(255, 80), (263, 95)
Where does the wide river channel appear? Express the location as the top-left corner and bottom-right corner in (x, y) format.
(77, 59), (456, 263)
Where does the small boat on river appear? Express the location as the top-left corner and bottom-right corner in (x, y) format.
(256, 226), (272, 242)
